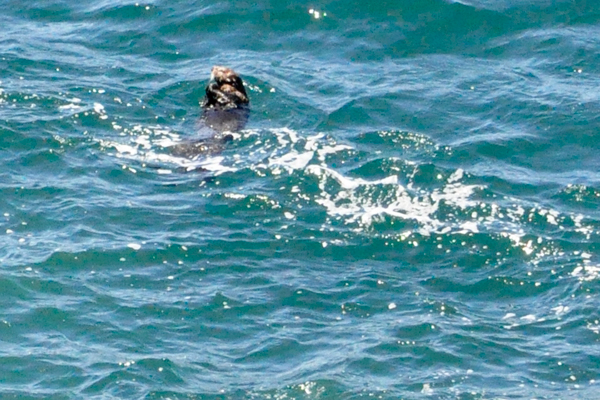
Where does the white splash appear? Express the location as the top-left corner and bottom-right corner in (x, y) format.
(270, 151), (314, 173)
(99, 124), (600, 264)
(99, 122), (238, 176)
(572, 262), (600, 281)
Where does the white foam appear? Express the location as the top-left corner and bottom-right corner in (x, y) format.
(317, 144), (353, 161)
(572, 262), (600, 281)
(99, 125), (599, 262)
(270, 151), (314, 172)
(58, 103), (82, 111)
(93, 102), (105, 114)
(520, 314), (536, 322)
(307, 165), (398, 190)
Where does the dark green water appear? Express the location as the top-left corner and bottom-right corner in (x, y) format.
(2, 0), (600, 398)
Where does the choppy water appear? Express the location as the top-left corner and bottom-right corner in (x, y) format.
(2, 0), (600, 399)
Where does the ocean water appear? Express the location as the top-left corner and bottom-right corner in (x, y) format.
(1, 0), (600, 398)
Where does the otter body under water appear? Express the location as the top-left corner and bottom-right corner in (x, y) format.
(171, 66), (249, 158)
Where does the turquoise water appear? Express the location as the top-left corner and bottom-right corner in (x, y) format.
(2, 0), (600, 398)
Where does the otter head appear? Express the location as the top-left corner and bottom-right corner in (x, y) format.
(202, 66), (249, 109)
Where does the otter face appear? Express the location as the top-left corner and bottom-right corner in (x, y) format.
(202, 66), (249, 109)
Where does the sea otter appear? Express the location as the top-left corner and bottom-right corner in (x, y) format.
(203, 65), (249, 109)
(171, 66), (249, 158)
